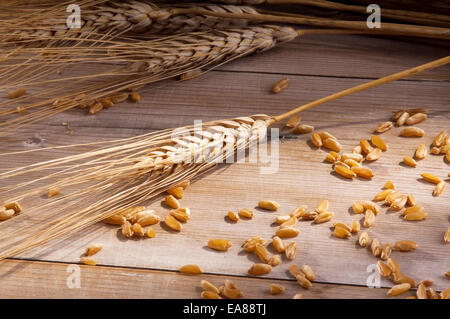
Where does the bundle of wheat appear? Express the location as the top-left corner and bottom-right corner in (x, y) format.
(0, 56), (448, 260)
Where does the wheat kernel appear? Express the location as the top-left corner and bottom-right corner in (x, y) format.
(80, 257), (96, 266)
(7, 88), (26, 99)
(380, 243), (392, 260)
(352, 201), (365, 214)
(400, 127), (424, 137)
(396, 111), (409, 126)
(0, 209), (15, 221)
(170, 208), (190, 222)
(360, 139), (374, 154)
(208, 239), (232, 251)
(167, 186), (183, 199)
(164, 214), (182, 231)
(314, 211), (333, 224)
(293, 124), (314, 134)
(433, 130), (447, 147)
(350, 221), (360, 233)
(146, 228), (156, 238)
(285, 241), (297, 260)
(268, 255), (282, 266)
(403, 156), (417, 167)
(201, 280), (220, 294)
(394, 240), (418, 252)
(415, 143), (427, 160)
(370, 238), (382, 257)
(227, 211), (239, 222)
(255, 244), (271, 264)
(371, 135), (388, 151)
(433, 181), (446, 196)
(377, 261), (392, 277)
(406, 194), (416, 207)
(430, 147), (440, 155)
(285, 114), (301, 128)
(121, 221), (134, 238)
(130, 91), (140, 102)
(47, 187), (60, 198)
(269, 284), (285, 295)
(165, 195), (180, 209)
(301, 265), (316, 281)
(258, 200), (280, 211)
(421, 173), (441, 184)
(444, 227), (450, 243)
(248, 263), (272, 276)
(351, 166), (374, 179)
(375, 121), (393, 133)
(334, 165), (356, 179)
(406, 113), (427, 125)
(275, 227), (300, 238)
(201, 291), (222, 299)
(374, 189), (395, 201)
(4, 202), (22, 214)
(387, 283), (411, 296)
(311, 133), (322, 147)
(295, 272), (312, 289)
(132, 223), (145, 237)
(365, 148), (382, 161)
(85, 244), (102, 256)
(358, 231), (369, 248)
(272, 78), (289, 93)
(272, 236), (285, 253)
(323, 138), (342, 152)
(179, 264), (202, 275)
(239, 208), (254, 218)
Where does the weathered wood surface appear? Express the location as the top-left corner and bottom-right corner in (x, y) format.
(0, 33), (449, 298)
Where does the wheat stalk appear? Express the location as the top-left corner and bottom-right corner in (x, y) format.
(0, 55), (448, 260)
(208, 0), (450, 26)
(2, 0), (449, 47)
(0, 25), (299, 133)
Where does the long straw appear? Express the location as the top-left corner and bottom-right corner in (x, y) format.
(271, 55), (450, 124)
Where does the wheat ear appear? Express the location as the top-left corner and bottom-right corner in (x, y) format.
(0, 25), (298, 133)
(0, 55), (448, 261)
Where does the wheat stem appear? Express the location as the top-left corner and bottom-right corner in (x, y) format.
(272, 55), (450, 123)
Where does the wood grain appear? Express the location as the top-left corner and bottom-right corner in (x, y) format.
(0, 33), (449, 298)
(0, 259), (404, 299)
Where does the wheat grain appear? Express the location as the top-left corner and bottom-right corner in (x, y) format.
(383, 181), (396, 190)
(268, 254), (282, 266)
(365, 148), (382, 161)
(380, 243), (392, 260)
(170, 208), (190, 222)
(276, 227), (300, 238)
(415, 143), (427, 160)
(433, 181), (446, 196)
(201, 291), (222, 299)
(403, 156), (417, 167)
(3, 202), (22, 214)
(323, 138), (342, 152)
(314, 211), (333, 224)
(255, 243), (271, 263)
(341, 153), (364, 162)
(135, 209), (161, 226)
(248, 263), (272, 276)
(272, 236), (285, 253)
(165, 195), (180, 209)
(227, 211), (239, 222)
(293, 124), (314, 134)
(7, 88), (26, 99)
(387, 283), (411, 296)
(350, 221), (360, 233)
(406, 194), (416, 207)
(208, 239), (232, 251)
(400, 127), (425, 137)
(358, 231), (369, 247)
(289, 264), (302, 278)
(0, 209), (15, 221)
(333, 225), (351, 239)
(47, 187), (60, 198)
(258, 200), (280, 211)
(391, 272), (417, 287)
(374, 189), (395, 201)
(430, 147), (440, 155)
(201, 280), (220, 294)
(285, 115), (301, 128)
(385, 191), (403, 205)
(396, 111), (410, 126)
(311, 133), (322, 147)
(121, 221), (134, 238)
(445, 227), (450, 243)
(362, 201), (380, 215)
(239, 208), (254, 218)
(280, 216), (298, 229)
(179, 264), (203, 274)
(377, 261), (392, 277)
(352, 201), (365, 214)
(351, 166), (374, 179)
(269, 284), (285, 295)
(295, 272), (312, 289)
(243, 236), (266, 252)
(370, 238), (382, 257)
(375, 121), (393, 133)
(344, 159), (360, 168)
(334, 165), (356, 179)
(387, 257), (400, 274)
(393, 240), (418, 252)
(406, 113), (427, 125)
(371, 135), (388, 151)
(85, 243), (102, 257)
(80, 257), (97, 266)
(167, 186), (183, 199)
(433, 130), (447, 147)
(421, 173), (441, 184)
(285, 241), (297, 260)
(390, 195), (407, 210)
(146, 228), (156, 238)
(301, 265), (316, 281)
(272, 78), (289, 93)
(165, 214), (182, 231)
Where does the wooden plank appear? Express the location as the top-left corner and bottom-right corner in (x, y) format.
(0, 35), (448, 298)
(14, 71), (450, 133)
(2, 99), (449, 291)
(0, 259), (401, 299)
(217, 34), (450, 81)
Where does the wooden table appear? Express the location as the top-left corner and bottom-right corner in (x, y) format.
(0, 33), (449, 299)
